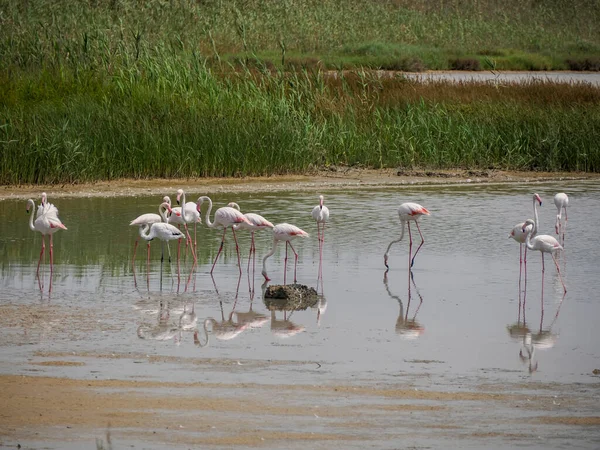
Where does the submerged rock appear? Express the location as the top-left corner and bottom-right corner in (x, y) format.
(263, 284), (319, 311)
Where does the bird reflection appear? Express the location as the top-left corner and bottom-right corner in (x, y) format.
(137, 300), (182, 344)
(508, 291), (564, 374)
(383, 270), (424, 339)
(261, 280), (306, 338)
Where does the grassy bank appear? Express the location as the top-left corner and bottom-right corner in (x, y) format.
(1, 1), (600, 184)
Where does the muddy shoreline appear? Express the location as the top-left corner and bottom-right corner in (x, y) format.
(1, 168), (598, 200)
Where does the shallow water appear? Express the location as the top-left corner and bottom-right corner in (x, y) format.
(1, 181), (600, 447)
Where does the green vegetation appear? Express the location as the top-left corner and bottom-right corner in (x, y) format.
(1, 0), (600, 184)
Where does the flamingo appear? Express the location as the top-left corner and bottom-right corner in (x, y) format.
(509, 193), (543, 297)
(130, 199), (171, 265)
(196, 196), (252, 274)
(26, 197), (67, 275)
(228, 202), (275, 272)
(175, 189), (200, 261)
(522, 220), (567, 294)
(311, 194), (330, 284)
(384, 202), (430, 269)
(138, 209), (186, 264)
(261, 223), (309, 284)
(553, 192), (569, 239)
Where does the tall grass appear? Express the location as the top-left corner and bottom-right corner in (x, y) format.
(1, 0), (599, 184)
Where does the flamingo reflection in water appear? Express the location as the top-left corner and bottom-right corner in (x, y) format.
(383, 270), (424, 339)
(137, 300), (183, 344)
(260, 281), (306, 338)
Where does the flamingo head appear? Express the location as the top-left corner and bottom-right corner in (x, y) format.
(227, 202), (241, 211)
(261, 270), (270, 281)
(40, 192), (47, 207)
(176, 189), (184, 205)
(319, 194), (324, 209)
(534, 193), (542, 206)
(384, 254), (389, 269)
(521, 219), (535, 233)
(162, 195), (171, 206)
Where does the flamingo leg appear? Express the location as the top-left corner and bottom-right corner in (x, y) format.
(166, 242), (172, 263)
(147, 242), (151, 267)
(247, 232), (255, 274)
(288, 242), (299, 283)
(284, 242), (289, 285)
(518, 243), (523, 300)
(232, 228), (242, 274)
(410, 221), (426, 268)
(523, 247), (528, 308)
(211, 228), (227, 274)
(37, 236), (46, 276)
(132, 239), (139, 267)
(49, 234), (54, 274)
(407, 223), (413, 269)
(551, 253), (567, 293)
(541, 253), (545, 316)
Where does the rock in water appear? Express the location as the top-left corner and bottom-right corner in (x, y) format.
(263, 284), (319, 311)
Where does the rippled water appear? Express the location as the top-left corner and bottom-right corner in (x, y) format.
(1, 181), (599, 387)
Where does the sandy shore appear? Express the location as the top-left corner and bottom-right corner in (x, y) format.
(1, 168), (598, 201)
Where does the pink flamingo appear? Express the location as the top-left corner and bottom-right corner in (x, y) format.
(261, 223), (309, 284)
(26, 197), (67, 275)
(130, 200), (171, 264)
(175, 189), (200, 261)
(228, 202), (275, 272)
(553, 192), (569, 241)
(509, 193), (543, 299)
(196, 196), (252, 274)
(522, 220), (567, 294)
(384, 202), (430, 269)
(311, 194), (330, 284)
(131, 201), (173, 264)
(138, 209), (186, 264)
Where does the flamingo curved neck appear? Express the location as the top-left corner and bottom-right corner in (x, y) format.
(27, 199), (36, 231)
(262, 238), (279, 277)
(139, 224), (154, 241)
(532, 196), (540, 236)
(384, 220), (406, 258)
(199, 196), (216, 228)
(179, 191), (193, 223)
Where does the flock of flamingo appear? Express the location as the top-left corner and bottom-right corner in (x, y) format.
(26, 190), (330, 286)
(26, 189), (569, 296)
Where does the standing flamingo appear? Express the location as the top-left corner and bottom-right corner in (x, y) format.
(509, 193), (543, 299)
(311, 194), (330, 284)
(261, 223), (309, 284)
(384, 202), (430, 269)
(522, 220), (567, 294)
(175, 189), (200, 261)
(553, 193), (569, 240)
(26, 197), (67, 275)
(138, 213), (186, 264)
(227, 202), (274, 272)
(196, 196), (252, 274)
(130, 200), (171, 265)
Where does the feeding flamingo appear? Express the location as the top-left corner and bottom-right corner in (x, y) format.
(228, 202), (275, 273)
(522, 220), (567, 294)
(138, 206), (186, 264)
(130, 200), (171, 265)
(553, 193), (569, 240)
(196, 196), (252, 274)
(26, 197), (67, 275)
(311, 194), (330, 284)
(384, 202), (430, 269)
(261, 223), (309, 284)
(509, 193), (543, 296)
(175, 189), (200, 261)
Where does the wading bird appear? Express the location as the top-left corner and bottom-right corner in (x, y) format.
(138, 208), (186, 264)
(522, 220), (567, 294)
(311, 194), (330, 283)
(509, 193), (543, 295)
(26, 197), (67, 275)
(553, 192), (569, 239)
(384, 202), (430, 269)
(261, 223), (309, 284)
(228, 202), (274, 273)
(130, 200), (171, 265)
(196, 196), (252, 274)
(175, 189), (200, 261)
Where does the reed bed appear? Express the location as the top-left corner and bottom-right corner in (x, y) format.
(1, 0), (599, 184)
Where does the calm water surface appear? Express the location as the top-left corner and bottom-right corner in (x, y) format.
(1, 181), (600, 389)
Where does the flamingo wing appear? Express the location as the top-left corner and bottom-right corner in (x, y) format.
(130, 213), (162, 226)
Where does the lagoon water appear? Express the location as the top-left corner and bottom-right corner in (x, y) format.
(1, 180), (600, 448)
